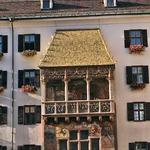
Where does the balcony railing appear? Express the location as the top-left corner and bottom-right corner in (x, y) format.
(44, 99), (115, 116)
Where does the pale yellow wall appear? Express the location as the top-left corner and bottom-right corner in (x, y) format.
(0, 15), (150, 149)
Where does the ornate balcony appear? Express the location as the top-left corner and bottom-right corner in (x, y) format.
(44, 99), (115, 116)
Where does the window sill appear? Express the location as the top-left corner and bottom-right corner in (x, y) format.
(130, 83), (145, 89)
(21, 50), (37, 56)
(129, 45), (145, 53)
(21, 85), (37, 93)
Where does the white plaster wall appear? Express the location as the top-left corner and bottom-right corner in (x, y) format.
(0, 15), (150, 150)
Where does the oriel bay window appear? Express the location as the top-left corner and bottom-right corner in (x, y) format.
(90, 78), (109, 99)
(58, 130), (100, 150)
(18, 105), (41, 125)
(46, 79), (65, 101)
(127, 102), (150, 121)
(126, 66), (149, 88)
(68, 79), (87, 100)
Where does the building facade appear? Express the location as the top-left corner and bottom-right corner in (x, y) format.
(0, 0), (150, 150)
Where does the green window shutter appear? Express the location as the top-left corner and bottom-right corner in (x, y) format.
(2, 107), (7, 124)
(127, 103), (134, 121)
(18, 35), (24, 52)
(129, 143), (134, 150)
(36, 106), (41, 123)
(124, 30), (130, 48)
(2, 35), (8, 53)
(143, 66), (149, 84)
(18, 106), (24, 124)
(126, 66), (132, 84)
(2, 71), (7, 88)
(142, 30), (148, 47)
(35, 34), (40, 51)
(18, 70), (24, 88)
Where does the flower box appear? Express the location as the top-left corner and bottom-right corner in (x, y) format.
(21, 85), (37, 93)
(129, 45), (144, 53)
(22, 50), (37, 56)
(130, 83), (145, 89)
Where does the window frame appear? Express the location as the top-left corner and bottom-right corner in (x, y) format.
(133, 102), (145, 121)
(18, 34), (40, 52)
(18, 69), (40, 88)
(18, 105), (41, 125)
(24, 34), (36, 51)
(126, 66), (149, 87)
(124, 29), (148, 48)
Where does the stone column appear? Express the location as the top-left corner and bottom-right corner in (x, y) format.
(108, 69), (113, 100)
(40, 75), (47, 150)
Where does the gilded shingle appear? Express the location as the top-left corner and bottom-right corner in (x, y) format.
(39, 29), (115, 68)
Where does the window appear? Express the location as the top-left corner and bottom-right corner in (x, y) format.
(0, 35), (8, 53)
(0, 71), (7, 88)
(18, 105), (41, 125)
(124, 30), (148, 48)
(0, 106), (7, 125)
(18, 145), (41, 150)
(18, 34), (40, 52)
(58, 130), (100, 150)
(43, 0), (50, 9)
(0, 146), (7, 150)
(126, 66), (149, 86)
(129, 142), (150, 150)
(18, 70), (40, 88)
(127, 102), (150, 121)
(107, 0), (114, 7)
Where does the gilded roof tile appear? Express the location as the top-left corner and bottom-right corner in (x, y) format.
(39, 29), (115, 68)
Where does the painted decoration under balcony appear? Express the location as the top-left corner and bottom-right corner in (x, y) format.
(129, 45), (144, 53)
(130, 83), (145, 89)
(21, 85), (37, 93)
(0, 86), (4, 92)
(22, 50), (37, 56)
(0, 52), (3, 58)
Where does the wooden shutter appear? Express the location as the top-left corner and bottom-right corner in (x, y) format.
(18, 70), (24, 88)
(18, 35), (24, 52)
(18, 106), (24, 124)
(36, 146), (41, 150)
(124, 30), (130, 48)
(143, 66), (149, 84)
(2, 71), (7, 88)
(36, 106), (41, 123)
(2, 35), (8, 53)
(126, 66), (132, 84)
(127, 103), (134, 121)
(2, 107), (7, 124)
(35, 70), (40, 87)
(18, 146), (23, 150)
(142, 30), (148, 47)
(35, 34), (40, 51)
(129, 143), (134, 150)
(145, 102), (150, 120)
(148, 143), (150, 150)
(2, 146), (7, 150)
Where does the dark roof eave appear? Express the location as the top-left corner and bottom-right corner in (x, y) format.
(1, 9), (150, 21)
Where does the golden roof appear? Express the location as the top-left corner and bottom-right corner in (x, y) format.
(39, 29), (115, 68)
